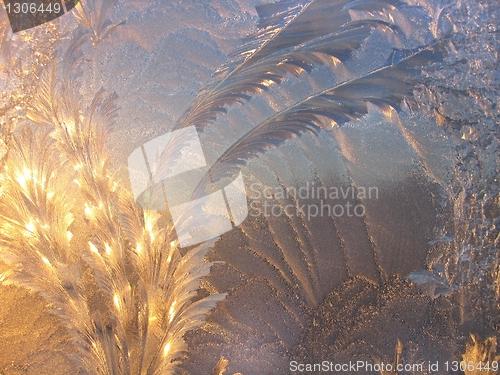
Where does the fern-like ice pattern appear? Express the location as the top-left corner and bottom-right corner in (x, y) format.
(0, 0), (499, 374)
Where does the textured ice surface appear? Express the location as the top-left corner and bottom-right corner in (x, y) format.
(0, 0), (499, 373)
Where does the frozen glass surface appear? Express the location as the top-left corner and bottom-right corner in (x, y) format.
(0, 0), (498, 374)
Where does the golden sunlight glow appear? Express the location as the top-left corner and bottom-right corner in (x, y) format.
(329, 119), (337, 127)
(330, 56), (341, 66)
(168, 241), (175, 262)
(21, 32), (33, 43)
(145, 218), (153, 233)
(136, 243), (142, 253)
(113, 294), (120, 309)
(144, 212), (156, 241)
(25, 221), (36, 233)
(169, 300), (177, 323)
(260, 79), (274, 87)
(244, 48), (256, 56)
(382, 105), (396, 119)
(67, 231), (73, 241)
(16, 168), (32, 189)
(105, 243), (112, 255)
(89, 241), (99, 254)
(41, 257), (51, 265)
(163, 342), (171, 357)
(84, 203), (93, 217)
(65, 119), (76, 136)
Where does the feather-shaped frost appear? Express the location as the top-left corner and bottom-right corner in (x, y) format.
(175, 0), (461, 373)
(1, 10), (227, 373)
(174, 0), (412, 130)
(73, 0), (125, 44)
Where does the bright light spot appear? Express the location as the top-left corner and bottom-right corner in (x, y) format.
(113, 294), (120, 309)
(21, 33), (33, 42)
(167, 241), (175, 262)
(84, 203), (93, 217)
(145, 216), (155, 241)
(41, 257), (51, 265)
(145, 217), (153, 232)
(136, 243), (142, 253)
(261, 79), (274, 87)
(47, 191), (55, 199)
(163, 342), (171, 357)
(89, 242), (99, 254)
(16, 173), (28, 189)
(67, 231), (73, 241)
(169, 301), (176, 323)
(105, 243), (112, 255)
(74, 179), (81, 187)
(25, 221), (35, 233)
(383, 106), (395, 118)
(146, 223), (153, 236)
(330, 56), (341, 66)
